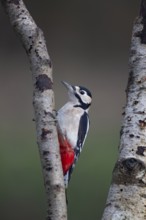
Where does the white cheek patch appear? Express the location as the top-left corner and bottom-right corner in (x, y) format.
(81, 93), (92, 104)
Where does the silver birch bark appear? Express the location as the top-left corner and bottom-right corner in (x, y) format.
(0, 0), (67, 219)
(102, 1), (146, 219)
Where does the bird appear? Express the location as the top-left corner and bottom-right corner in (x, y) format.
(57, 81), (92, 188)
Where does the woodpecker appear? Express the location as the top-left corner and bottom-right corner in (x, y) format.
(57, 81), (92, 188)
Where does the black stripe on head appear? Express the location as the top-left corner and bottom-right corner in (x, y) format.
(72, 85), (92, 110)
(79, 86), (92, 98)
(74, 93), (91, 110)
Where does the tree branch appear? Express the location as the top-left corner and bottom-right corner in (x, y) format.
(0, 0), (67, 219)
(102, 1), (146, 219)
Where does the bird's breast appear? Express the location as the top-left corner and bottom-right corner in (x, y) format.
(57, 105), (83, 148)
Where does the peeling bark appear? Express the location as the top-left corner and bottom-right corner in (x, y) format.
(0, 1), (67, 219)
(102, 1), (146, 219)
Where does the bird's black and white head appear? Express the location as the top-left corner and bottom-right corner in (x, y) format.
(62, 81), (92, 111)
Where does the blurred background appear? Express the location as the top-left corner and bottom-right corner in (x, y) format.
(0, 0), (139, 219)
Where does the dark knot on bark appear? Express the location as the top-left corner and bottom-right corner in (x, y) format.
(113, 157), (146, 186)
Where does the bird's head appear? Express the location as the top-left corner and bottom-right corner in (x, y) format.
(62, 81), (92, 110)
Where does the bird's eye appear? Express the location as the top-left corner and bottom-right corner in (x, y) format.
(80, 90), (85, 95)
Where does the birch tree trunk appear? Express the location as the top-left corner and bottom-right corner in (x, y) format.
(102, 1), (146, 219)
(0, 1), (67, 219)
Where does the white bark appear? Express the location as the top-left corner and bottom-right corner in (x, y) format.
(102, 1), (146, 219)
(1, 0), (67, 219)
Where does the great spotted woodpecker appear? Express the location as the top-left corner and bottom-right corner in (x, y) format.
(57, 81), (92, 187)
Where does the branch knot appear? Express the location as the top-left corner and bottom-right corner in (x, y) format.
(35, 74), (53, 92)
(113, 157), (146, 185)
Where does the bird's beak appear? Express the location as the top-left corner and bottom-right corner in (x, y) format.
(61, 81), (74, 92)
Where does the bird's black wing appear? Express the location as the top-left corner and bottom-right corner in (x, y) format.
(67, 112), (89, 183)
(75, 111), (89, 158)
